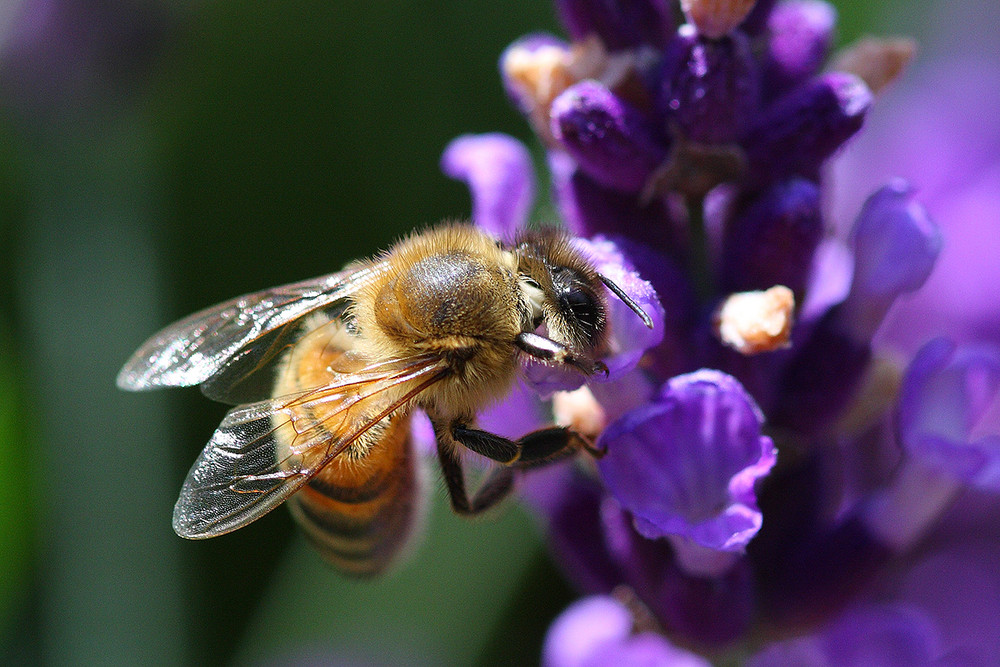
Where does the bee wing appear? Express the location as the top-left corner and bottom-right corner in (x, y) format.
(172, 353), (447, 539)
(116, 261), (389, 393)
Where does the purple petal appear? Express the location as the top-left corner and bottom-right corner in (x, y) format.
(720, 177), (823, 298)
(898, 338), (1000, 490)
(477, 379), (548, 440)
(441, 133), (535, 241)
(571, 236), (665, 377)
(586, 633), (712, 667)
(896, 543), (1000, 663)
(597, 370), (776, 552)
(762, 0), (837, 98)
(744, 72), (871, 185)
(522, 358), (588, 396)
(658, 26), (759, 144)
(551, 81), (668, 194)
(554, 0), (674, 51)
(799, 238), (853, 324)
(409, 409), (437, 458)
(542, 596), (633, 667)
(875, 164), (1000, 355)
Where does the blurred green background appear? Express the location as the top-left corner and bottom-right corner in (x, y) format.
(0, 0), (948, 664)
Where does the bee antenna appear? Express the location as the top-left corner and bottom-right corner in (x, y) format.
(598, 274), (654, 329)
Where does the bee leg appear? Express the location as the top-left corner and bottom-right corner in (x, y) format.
(509, 427), (601, 466)
(450, 422), (599, 467)
(434, 436), (515, 516)
(434, 419), (598, 515)
(515, 332), (608, 377)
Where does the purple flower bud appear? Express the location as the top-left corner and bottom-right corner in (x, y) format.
(659, 26), (760, 144)
(840, 179), (941, 339)
(744, 72), (871, 185)
(721, 178), (823, 298)
(554, 0), (674, 51)
(441, 133), (535, 242)
(543, 595), (712, 667)
(597, 370), (777, 552)
(551, 80), (668, 194)
(762, 0), (837, 99)
(898, 338), (1000, 490)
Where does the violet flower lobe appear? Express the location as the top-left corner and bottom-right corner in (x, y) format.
(442, 0), (1000, 662)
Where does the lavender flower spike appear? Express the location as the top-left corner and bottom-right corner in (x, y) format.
(597, 370), (777, 566)
(441, 133), (535, 242)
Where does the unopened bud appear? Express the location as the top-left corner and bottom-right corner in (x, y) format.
(681, 0), (758, 39)
(502, 36), (641, 144)
(830, 36), (916, 95)
(715, 285), (795, 354)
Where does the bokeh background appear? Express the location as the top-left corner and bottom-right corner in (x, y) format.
(0, 0), (993, 664)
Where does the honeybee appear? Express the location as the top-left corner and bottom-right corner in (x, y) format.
(118, 224), (652, 575)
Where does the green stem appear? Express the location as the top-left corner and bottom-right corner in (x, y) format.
(686, 194), (714, 302)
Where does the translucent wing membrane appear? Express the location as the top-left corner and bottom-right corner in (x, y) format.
(172, 354), (447, 538)
(116, 262), (388, 392)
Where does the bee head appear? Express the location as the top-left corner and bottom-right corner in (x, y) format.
(515, 232), (609, 353)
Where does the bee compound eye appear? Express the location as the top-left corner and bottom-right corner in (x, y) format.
(560, 286), (602, 344)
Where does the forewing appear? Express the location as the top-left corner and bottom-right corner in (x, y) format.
(117, 261), (388, 392)
(172, 354), (447, 539)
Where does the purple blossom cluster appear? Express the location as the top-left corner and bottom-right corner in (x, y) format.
(443, 0), (1000, 664)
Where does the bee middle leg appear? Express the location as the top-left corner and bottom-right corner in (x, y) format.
(435, 442), (515, 516)
(450, 423), (603, 466)
(433, 418), (601, 516)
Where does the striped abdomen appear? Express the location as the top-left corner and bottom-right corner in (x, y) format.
(272, 314), (426, 576)
(286, 411), (424, 576)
